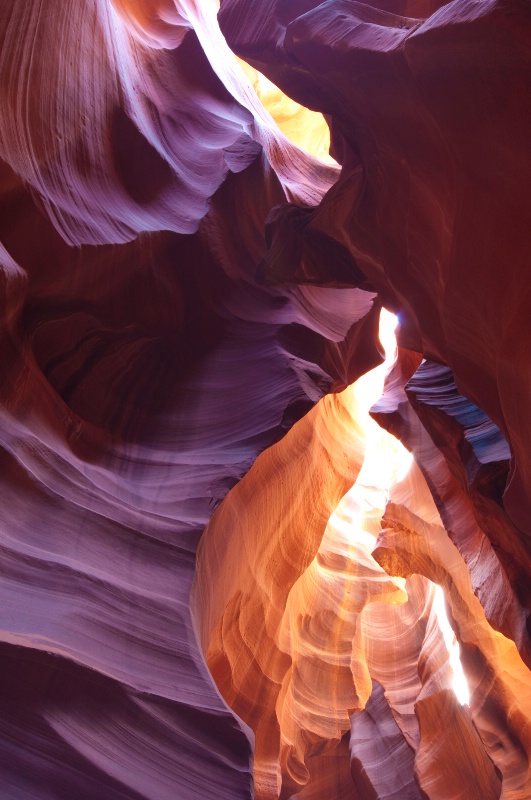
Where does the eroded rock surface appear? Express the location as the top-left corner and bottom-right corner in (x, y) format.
(1, 0), (531, 798)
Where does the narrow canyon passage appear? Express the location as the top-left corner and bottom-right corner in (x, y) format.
(1, 1), (531, 798)
(195, 311), (529, 798)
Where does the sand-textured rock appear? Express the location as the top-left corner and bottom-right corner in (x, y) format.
(1, 0), (531, 798)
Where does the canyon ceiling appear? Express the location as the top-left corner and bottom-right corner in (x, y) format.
(1, 0), (531, 798)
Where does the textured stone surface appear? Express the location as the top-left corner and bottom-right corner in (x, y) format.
(1, 0), (531, 798)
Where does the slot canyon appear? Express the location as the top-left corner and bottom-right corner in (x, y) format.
(1, 0), (531, 798)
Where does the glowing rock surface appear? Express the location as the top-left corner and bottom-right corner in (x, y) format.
(1, 0), (531, 798)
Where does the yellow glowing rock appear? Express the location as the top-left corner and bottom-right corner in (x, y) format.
(236, 58), (335, 165)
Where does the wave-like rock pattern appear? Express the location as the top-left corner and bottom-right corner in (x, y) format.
(0, 2), (379, 798)
(218, 0), (531, 538)
(196, 344), (523, 797)
(372, 353), (531, 663)
(375, 501), (531, 798)
(2, 0), (531, 798)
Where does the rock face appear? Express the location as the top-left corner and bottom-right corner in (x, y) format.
(1, 1), (530, 799)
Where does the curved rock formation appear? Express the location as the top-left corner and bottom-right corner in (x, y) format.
(197, 326), (531, 798)
(1, 0), (531, 798)
(219, 0), (531, 536)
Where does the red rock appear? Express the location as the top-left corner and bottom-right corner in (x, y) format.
(1, 0), (531, 798)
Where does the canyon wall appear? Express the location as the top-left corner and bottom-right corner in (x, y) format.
(1, 1), (530, 798)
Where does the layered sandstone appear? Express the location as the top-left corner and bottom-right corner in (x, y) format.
(1, 1), (530, 798)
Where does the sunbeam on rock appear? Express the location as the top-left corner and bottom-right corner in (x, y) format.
(1, 1), (531, 798)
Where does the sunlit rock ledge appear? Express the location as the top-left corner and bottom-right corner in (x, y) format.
(1, 1), (531, 798)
